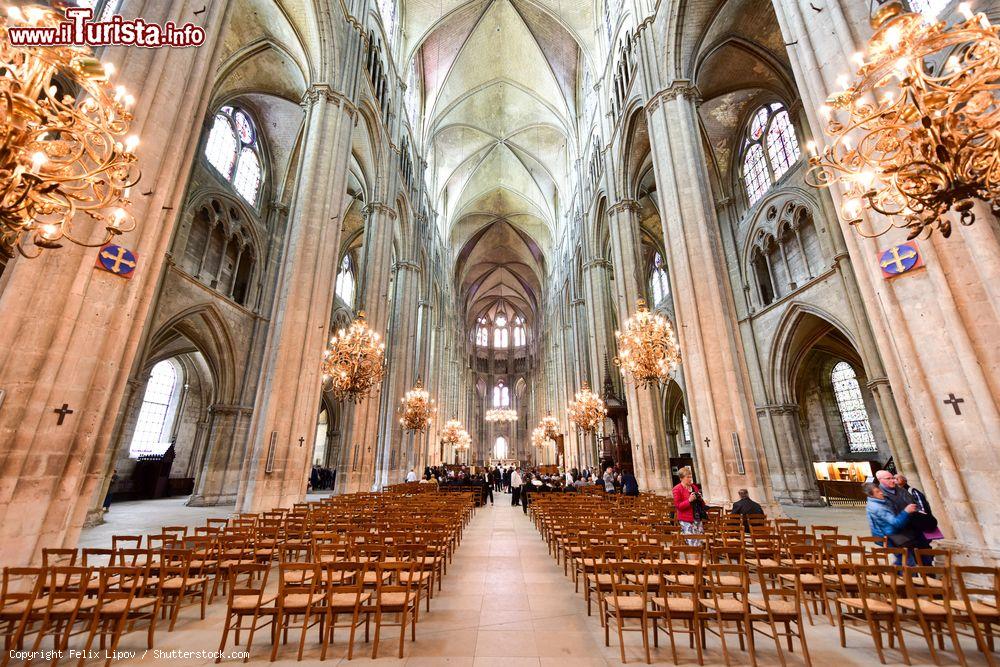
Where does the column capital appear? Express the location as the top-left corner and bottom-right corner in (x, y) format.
(584, 258), (613, 271)
(363, 202), (397, 220)
(392, 259), (421, 273)
(210, 404), (254, 416)
(755, 403), (800, 416)
(301, 84), (357, 116)
(607, 199), (641, 217)
(647, 80), (702, 113)
(270, 200), (289, 213)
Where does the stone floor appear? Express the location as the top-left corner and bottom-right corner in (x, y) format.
(67, 496), (987, 666)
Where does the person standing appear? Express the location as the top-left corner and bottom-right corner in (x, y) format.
(875, 469), (929, 557)
(864, 481), (918, 564)
(672, 466), (706, 545)
(102, 469), (118, 513)
(406, 468), (417, 483)
(510, 467), (523, 506)
(503, 467), (512, 493)
(621, 468), (639, 496)
(603, 467), (616, 494)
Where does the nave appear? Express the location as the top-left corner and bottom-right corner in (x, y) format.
(43, 495), (990, 666)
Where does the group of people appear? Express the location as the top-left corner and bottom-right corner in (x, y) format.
(864, 470), (939, 564)
(670, 465), (765, 543)
(308, 465), (336, 491)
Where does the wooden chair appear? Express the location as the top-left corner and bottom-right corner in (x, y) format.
(750, 566), (812, 667)
(271, 562), (324, 662)
(216, 563), (274, 664)
(699, 564), (755, 667)
(781, 543), (831, 625)
(651, 562), (703, 665)
(0, 567), (46, 664)
(80, 566), (159, 667)
(321, 561), (370, 661)
(834, 563), (910, 664)
(368, 560), (419, 659)
(27, 566), (95, 666)
(158, 548), (209, 631)
(395, 543), (434, 618)
(603, 561), (654, 664)
(898, 565), (967, 667)
(951, 565), (998, 667)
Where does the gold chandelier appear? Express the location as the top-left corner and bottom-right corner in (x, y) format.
(0, 5), (140, 258)
(320, 312), (386, 403)
(567, 382), (607, 434)
(530, 426), (547, 449)
(399, 378), (435, 432)
(806, 2), (1000, 239)
(485, 407), (517, 423)
(440, 418), (464, 445)
(540, 414), (561, 439)
(614, 299), (681, 386)
(455, 429), (472, 451)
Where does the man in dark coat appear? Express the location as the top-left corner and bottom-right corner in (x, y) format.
(730, 488), (764, 531)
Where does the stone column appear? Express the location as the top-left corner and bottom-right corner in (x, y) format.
(235, 85), (357, 513)
(644, 84), (773, 505)
(337, 202), (397, 493)
(606, 199), (667, 491)
(0, 0), (230, 566)
(189, 404), (252, 506)
(757, 404), (823, 505)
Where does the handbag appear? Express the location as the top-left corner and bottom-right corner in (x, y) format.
(886, 533), (919, 548)
(922, 527), (945, 541)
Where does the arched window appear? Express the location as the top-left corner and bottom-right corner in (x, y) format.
(129, 360), (180, 457)
(492, 381), (510, 408)
(741, 103), (801, 206)
(493, 436), (508, 460)
(831, 361), (878, 453)
(512, 316), (526, 347)
(650, 252), (670, 305)
(204, 106), (263, 205)
(475, 317), (490, 347)
(493, 312), (509, 348)
(335, 255), (355, 308)
(313, 409), (329, 466)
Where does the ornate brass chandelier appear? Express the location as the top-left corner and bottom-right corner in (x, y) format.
(440, 418), (464, 446)
(455, 429), (472, 452)
(567, 382), (607, 434)
(1, 5), (140, 258)
(531, 426), (547, 449)
(485, 407), (517, 423)
(399, 378), (434, 432)
(614, 299), (681, 386)
(806, 2), (1000, 239)
(540, 414), (561, 439)
(320, 312), (386, 403)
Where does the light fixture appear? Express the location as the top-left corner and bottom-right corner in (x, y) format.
(567, 382), (607, 434)
(806, 2), (1000, 238)
(485, 407), (517, 422)
(540, 414), (561, 439)
(320, 311), (386, 403)
(0, 5), (140, 258)
(440, 418), (464, 446)
(614, 299), (681, 386)
(399, 378), (435, 432)
(531, 426), (547, 449)
(455, 429), (471, 451)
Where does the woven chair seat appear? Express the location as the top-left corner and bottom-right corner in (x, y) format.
(835, 597), (894, 614)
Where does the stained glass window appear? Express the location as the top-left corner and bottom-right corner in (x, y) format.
(475, 317), (490, 347)
(650, 252), (670, 305)
(493, 381), (510, 408)
(494, 436), (508, 460)
(513, 316), (526, 347)
(129, 360), (179, 457)
(204, 106), (263, 205)
(493, 326), (509, 348)
(335, 255), (355, 307)
(831, 361), (878, 453)
(741, 102), (801, 206)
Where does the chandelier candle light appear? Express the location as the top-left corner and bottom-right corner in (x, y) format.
(567, 382), (608, 434)
(531, 426), (547, 449)
(0, 5), (140, 258)
(440, 419), (464, 446)
(806, 2), (1000, 239)
(614, 299), (681, 386)
(320, 311), (386, 403)
(399, 378), (435, 432)
(540, 414), (561, 439)
(485, 407), (517, 423)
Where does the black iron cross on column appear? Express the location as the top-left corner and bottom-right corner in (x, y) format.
(298, 436), (305, 447)
(704, 437), (711, 448)
(943, 393), (965, 415)
(54, 403), (74, 425)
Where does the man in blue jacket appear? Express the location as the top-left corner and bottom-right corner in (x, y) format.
(864, 481), (918, 564)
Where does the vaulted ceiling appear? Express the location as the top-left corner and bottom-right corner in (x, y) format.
(403, 0), (592, 339)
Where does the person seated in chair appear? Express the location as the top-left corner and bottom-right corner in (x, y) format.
(730, 488), (764, 531)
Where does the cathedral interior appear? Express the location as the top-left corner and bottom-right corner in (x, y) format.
(0, 0), (999, 664)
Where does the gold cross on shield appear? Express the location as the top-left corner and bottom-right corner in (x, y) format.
(880, 245), (917, 273)
(100, 246), (136, 273)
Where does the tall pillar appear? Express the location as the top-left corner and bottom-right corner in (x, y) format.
(0, 0), (230, 566)
(337, 202), (397, 493)
(606, 200), (667, 491)
(235, 85), (357, 512)
(644, 84), (773, 505)
(189, 404), (252, 505)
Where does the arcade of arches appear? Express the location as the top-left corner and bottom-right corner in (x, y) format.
(1, 0), (999, 583)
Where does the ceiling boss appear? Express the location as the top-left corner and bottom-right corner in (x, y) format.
(0, 5), (140, 258)
(806, 2), (1000, 239)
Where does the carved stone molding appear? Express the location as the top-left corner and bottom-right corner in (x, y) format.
(392, 259), (421, 273)
(584, 258), (613, 271)
(646, 80), (702, 113)
(755, 403), (800, 416)
(363, 202), (397, 220)
(607, 199), (641, 217)
(210, 404), (254, 416)
(866, 377), (892, 390)
(301, 84), (357, 117)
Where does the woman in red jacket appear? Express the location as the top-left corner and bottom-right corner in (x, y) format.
(672, 466), (704, 545)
